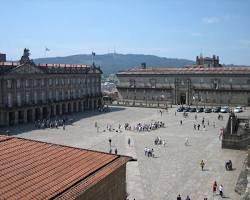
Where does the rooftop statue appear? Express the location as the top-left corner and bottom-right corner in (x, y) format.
(20, 48), (34, 65)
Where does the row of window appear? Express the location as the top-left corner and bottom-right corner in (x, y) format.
(6, 77), (100, 89)
(6, 88), (100, 107)
(128, 78), (250, 88)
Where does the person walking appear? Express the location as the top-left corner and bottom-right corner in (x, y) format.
(213, 181), (217, 195)
(177, 194), (182, 200)
(115, 148), (118, 155)
(180, 120), (183, 125)
(128, 138), (131, 147)
(219, 185), (223, 197)
(200, 160), (205, 171)
(185, 195), (191, 200)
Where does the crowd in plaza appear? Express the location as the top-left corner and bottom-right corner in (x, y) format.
(34, 118), (71, 130)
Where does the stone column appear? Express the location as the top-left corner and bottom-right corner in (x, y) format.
(39, 107), (43, 120)
(76, 102), (79, 112)
(53, 105), (57, 116)
(23, 109), (27, 123)
(0, 111), (4, 126)
(65, 103), (68, 113)
(47, 106), (51, 118)
(14, 111), (19, 125)
(32, 108), (35, 122)
(59, 104), (62, 115)
(6, 112), (9, 126)
(81, 101), (84, 112)
(70, 102), (74, 112)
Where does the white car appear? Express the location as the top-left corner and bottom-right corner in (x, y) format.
(220, 106), (230, 113)
(234, 106), (243, 113)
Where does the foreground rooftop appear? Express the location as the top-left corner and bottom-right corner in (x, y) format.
(0, 135), (130, 199)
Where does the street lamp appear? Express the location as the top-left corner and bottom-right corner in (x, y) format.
(109, 138), (112, 153)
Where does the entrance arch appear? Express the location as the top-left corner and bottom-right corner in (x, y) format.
(180, 93), (186, 105)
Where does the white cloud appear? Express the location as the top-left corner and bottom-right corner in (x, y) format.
(202, 17), (220, 24)
(201, 15), (231, 24)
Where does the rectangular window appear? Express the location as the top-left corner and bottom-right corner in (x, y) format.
(7, 80), (12, 89)
(41, 79), (45, 87)
(17, 93), (21, 106)
(34, 80), (37, 87)
(49, 79), (53, 86)
(150, 79), (156, 88)
(25, 80), (29, 87)
(17, 80), (21, 88)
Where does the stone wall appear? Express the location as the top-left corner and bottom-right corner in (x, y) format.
(77, 165), (127, 200)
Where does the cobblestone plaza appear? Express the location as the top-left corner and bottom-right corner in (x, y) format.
(1, 106), (248, 200)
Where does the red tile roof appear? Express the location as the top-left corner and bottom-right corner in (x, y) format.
(117, 66), (250, 75)
(0, 136), (131, 199)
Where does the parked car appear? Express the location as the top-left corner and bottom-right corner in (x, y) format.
(177, 107), (184, 112)
(204, 108), (212, 113)
(189, 108), (196, 112)
(212, 107), (221, 113)
(196, 108), (204, 112)
(220, 106), (230, 113)
(183, 107), (190, 112)
(234, 106), (243, 113)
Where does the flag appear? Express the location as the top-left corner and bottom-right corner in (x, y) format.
(45, 47), (50, 51)
(92, 52), (95, 56)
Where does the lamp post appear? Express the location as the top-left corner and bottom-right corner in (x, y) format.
(230, 116), (233, 135)
(108, 138), (112, 153)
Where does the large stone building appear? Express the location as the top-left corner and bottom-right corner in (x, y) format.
(116, 55), (250, 107)
(0, 49), (102, 126)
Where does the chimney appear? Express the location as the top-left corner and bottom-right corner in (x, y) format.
(0, 53), (6, 62)
(141, 62), (146, 69)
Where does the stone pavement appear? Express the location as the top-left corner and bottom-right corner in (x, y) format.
(2, 106), (249, 200)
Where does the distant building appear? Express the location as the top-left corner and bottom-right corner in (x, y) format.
(116, 55), (250, 107)
(196, 54), (221, 68)
(0, 52), (6, 62)
(0, 49), (102, 126)
(0, 135), (132, 200)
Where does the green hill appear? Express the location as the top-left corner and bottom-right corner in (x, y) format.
(34, 53), (195, 75)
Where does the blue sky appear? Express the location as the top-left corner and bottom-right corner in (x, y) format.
(1, 0), (250, 65)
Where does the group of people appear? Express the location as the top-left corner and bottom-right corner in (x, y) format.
(144, 147), (154, 157)
(34, 118), (69, 130)
(213, 181), (224, 197)
(133, 121), (165, 132)
(176, 181), (224, 200)
(154, 136), (166, 146)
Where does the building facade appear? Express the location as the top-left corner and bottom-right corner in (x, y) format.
(116, 56), (250, 107)
(0, 49), (102, 126)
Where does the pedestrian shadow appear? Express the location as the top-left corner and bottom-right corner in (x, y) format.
(202, 169), (209, 171)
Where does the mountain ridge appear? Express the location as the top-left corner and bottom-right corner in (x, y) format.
(34, 53), (250, 75)
(34, 53), (195, 75)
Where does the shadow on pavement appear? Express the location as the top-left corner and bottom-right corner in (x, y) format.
(0, 106), (126, 136)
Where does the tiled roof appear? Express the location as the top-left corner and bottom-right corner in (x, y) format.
(117, 66), (250, 75)
(0, 136), (131, 200)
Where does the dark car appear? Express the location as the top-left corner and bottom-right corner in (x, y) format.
(189, 108), (196, 112)
(204, 108), (212, 113)
(177, 107), (184, 112)
(212, 107), (221, 113)
(196, 108), (204, 112)
(183, 107), (190, 112)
